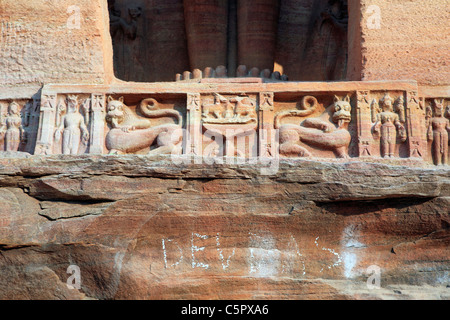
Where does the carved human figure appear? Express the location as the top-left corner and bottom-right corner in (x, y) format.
(426, 99), (450, 165)
(372, 94), (407, 158)
(54, 96), (89, 155)
(1, 102), (24, 151)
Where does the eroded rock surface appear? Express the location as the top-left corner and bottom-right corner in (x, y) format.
(0, 155), (448, 300)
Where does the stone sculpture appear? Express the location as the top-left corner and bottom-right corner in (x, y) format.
(276, 95), (352, 158)
(202, 94), (257, 125)
(176, 65), (288, 82)
(201, 94), (258, 158)
(105, 97), (183, 155)
(319, 0), (349, 80)
(0, 102), (24, 151)
(426, 99), (450, 165)
(371, 93), (407, 158)
(27, 84), (439, 164)
(109, 0), (142, 40)
(184, 0), (280, 77)
(54, 95), (89, 155)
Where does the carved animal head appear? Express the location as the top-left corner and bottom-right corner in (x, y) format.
(332, 95), (352, 126)
(432, 99), (445, 117)
(106, 96), (127, 128)
(67, 95), (79, 113)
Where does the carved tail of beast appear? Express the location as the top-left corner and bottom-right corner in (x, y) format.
(274, 96), (318, 129)
(105, 97), (183, 155)
(139, 98), (183, 127)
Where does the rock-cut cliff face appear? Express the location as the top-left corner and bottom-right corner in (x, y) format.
(0, 155), (448, 300)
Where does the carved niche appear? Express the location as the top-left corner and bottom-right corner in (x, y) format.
(53, 95), (90, 155)
(108, 0), (348, 83)
(353, 92), (408, 158)
(370, 93), (407, 158)
(34, 94), (105, 155)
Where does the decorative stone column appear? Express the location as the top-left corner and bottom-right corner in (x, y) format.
(34, 94), (57, 155)
(356, 90), (373, 157)
(186, 93), (202, 156)
(406, 91), (427, 158)
(89, 94), (106, 154)
(258, 92), (275, 157)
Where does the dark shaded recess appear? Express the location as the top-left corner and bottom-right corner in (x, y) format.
(108, 0), (348, 82)
(315, 197), (436, 216)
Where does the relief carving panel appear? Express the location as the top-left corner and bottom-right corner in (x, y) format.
(274, 94), (353, 159)
(10, 82), (441, 167)
(105, 96), (183, 155)
(425, 98), (450, 165)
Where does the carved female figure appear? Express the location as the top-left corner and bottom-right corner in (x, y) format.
(372, 94), (407, 158)
(427, 99), (450, 165)
(2, 102), (24, 151)
(54, 96), (89, 155)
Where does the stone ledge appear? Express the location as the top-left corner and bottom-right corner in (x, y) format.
(0, 155), (448, 202)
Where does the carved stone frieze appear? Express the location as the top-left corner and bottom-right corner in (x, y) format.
(105, 96), (183, 155)
(371, 93), (407, 158)
(275, 95), (353, 159)
(201, 93), (258, 158)
(4, 81), (442, 166)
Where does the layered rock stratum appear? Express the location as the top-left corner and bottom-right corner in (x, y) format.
(0, 155), (448, 300)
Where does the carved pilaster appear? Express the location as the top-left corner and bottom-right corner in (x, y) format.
(258, 92), (275, 157)
(406, 91), (427, 158)
(356, 90), (373, 157)
(186, 93), (202, 156)
(89, 94), (106, 154)
(26, 98), (40, 154)
(35, 94), (57, 155)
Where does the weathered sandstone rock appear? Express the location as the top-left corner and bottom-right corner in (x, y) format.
(0, 156), (448, 300)
(0, 0), (449, 302)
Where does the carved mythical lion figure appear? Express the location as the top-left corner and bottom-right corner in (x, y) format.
(105, 96), (183, 155)
(275, 95), (352, 158)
